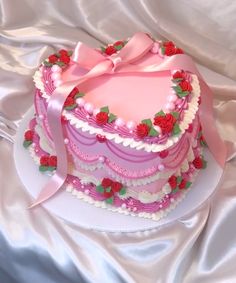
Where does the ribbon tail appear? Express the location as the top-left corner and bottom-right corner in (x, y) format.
(199, 80), (227, 168)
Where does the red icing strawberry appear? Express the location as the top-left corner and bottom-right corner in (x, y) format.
(173, 71), (185, 80)
(59, 49), (68, 56)
(60, 54), (70, 64)
(113, 40), (124, 47)
(69, 87), (79, 98)
(105, 46), (116, 55)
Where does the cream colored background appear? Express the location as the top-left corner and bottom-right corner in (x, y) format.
(1, 0), (236, 282)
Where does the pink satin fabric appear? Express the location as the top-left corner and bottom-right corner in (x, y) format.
(31, 32), (226, 207)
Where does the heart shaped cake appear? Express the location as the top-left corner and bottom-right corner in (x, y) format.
(23, 33), (209, 221)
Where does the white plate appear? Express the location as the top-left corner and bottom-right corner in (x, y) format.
(14, 107), (223, 232)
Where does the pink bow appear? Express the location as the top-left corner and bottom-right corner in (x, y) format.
(30, 32), (226, 208)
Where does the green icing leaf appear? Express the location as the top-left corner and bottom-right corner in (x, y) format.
(171, 111), (180, 119)
(43, 61), (53, 67)
(67, 50), (73, 56)
(100, 46), (106, 53)
(176, 91), (189, 98)
(47, 166), (56, 172)
(148, 127), (158, 137)
(105, 187), (112, 193)
(119, 187), (126, 195)
(172, 78), (183, 83)
(155, 110), (165, 117)
(114, 44), (123, 51)
(96, 185), (104, 193)
(171, 188), (179, 194)
(161, 46), (165, 55)
(105, 196), (114, 204)
(55, 53), (60, 58)
(74, 92), (85, 99)
(100, 106), (109, 113)
(141, 119), (152, 127)
(200, 140), (208, 147)
(65, 104), (77, 111)
(23, 140), (32, 148)
(185, 181), (192, 189)
(39, 165), (49, 172)
(177, 176), (182, 184)
(108, 113), (117, 123)
(56, 61), (66, 67)
(172, 85), (182, 93)
(172, 123), (181, 136)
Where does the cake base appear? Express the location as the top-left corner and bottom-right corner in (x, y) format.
(14, 107), (223, 232)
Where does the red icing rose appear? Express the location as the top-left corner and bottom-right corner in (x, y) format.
(175, 48), (183, 54)
(111, 181), (122, 193)
(40, 156), (49, 166)
(64, 97), (75, 107)
(49, 156), (57, 167)
(154, 115), (174, 134)
(136, 123), (150, 138)
(59, 49), (68, 56)
(165, 45), (176, 56)
(48, 54), (58, 63)
(113, 41), (124, 47)
(168, 175), (177, 189)
(96, 112), (109, 125)
(69, 87), (79, 98)
(163, 41), (175, 47)
(179, 80), (192, 92)
(159, 150), (169, 159)
(165, 113), (176, 124)
(173, 71), (185, 80)
(154, 115), (165, 126)
(193, 157), (203, 169)
(24, 130), (34, 141)
(103, 190), (113, 199)
(179, 179), (187, 190)
(101, 178), (113, 188)
(60, 54), (70, 64)
(105, 46), (116, 55)
(61, 115), (67, 124)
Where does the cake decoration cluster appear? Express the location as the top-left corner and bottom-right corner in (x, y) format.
(43, 49), (73, 68)
(96, 177), (126, 204)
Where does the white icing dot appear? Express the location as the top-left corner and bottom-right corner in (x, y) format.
(54, 80), (62, 87)
(158, 164), (165, 171)
(64, 138), (69, 144)
(126, 121), (136, 130)
(85, 189), (90, 195)
(44, 70), (47, 73)
(98, 156), (105, 163)
(170, 198), (175, 203)
(76, 98), (85, 107)
(51, 64), (62, 73)
(129, 130), (133, 134)
(72, 180), (76, 184)
(114, 125), (118, 130)
(121, 203), (127, 209)
(159, 204), (163, 208)
(35, 149), (39, 153)
(84, 102), (94, 114)
(32, 143), (36, 148)
(45, 80), (49, 84)
(133, 207), (137, 212)
(81, 185), (84, 189)
(39, 114), (44, 120)
(86, 114), (90, 119)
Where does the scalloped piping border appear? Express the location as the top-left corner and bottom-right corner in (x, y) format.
(33, 69), (200, 153)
